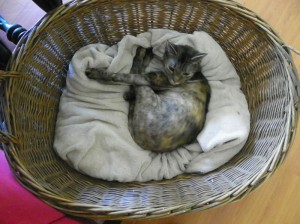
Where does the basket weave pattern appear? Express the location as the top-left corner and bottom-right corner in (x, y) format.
(1, 0), (299, 220)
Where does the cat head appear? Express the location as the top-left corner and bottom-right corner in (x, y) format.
(163, 41), (207, 85)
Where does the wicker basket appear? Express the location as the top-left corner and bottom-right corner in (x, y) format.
(0, 0), (299, 220)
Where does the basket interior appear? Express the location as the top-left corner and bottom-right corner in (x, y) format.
(4, 0), (295, 218)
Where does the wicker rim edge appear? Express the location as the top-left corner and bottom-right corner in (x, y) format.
(2, 0), (299, 220)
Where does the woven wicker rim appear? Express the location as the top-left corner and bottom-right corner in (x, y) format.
(1, 0), (299, 220)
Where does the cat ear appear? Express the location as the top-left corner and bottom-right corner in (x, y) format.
(191, 52), (207, 62)
(166, 41), (177, 56)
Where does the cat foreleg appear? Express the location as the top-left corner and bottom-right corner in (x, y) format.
(86, 65), (173, 89)
(86, 68), (150, 86)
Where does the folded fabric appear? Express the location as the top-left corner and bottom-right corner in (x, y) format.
(53, 29), (250, 182)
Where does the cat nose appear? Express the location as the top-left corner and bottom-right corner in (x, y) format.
(173, 76), (183, 85)
(171, 80), (181, 86)
(169, 79), (179, 86)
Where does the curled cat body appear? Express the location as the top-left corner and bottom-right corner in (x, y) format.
(86, 41), (211, 152)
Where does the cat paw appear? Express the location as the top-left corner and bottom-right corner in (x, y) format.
(123, 87), (135, 101)
(86, 68), (111, 82)
(132, 47), (154, 73)
(135, 46), (147, 58)
(85, 68), (98, 79)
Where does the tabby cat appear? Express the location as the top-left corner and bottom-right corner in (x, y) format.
(86, 41), (211, 152)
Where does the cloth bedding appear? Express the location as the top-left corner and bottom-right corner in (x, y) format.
(54, 29), (250, 182)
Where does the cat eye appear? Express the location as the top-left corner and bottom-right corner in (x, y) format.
(169, 66), (175, 72)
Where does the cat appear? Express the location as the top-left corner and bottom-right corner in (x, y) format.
(86, 41), (211, 152)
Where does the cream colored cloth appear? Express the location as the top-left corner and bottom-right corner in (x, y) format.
(54, 29), (250, 182)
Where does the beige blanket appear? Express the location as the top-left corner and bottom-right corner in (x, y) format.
(54, 29), (250, 182)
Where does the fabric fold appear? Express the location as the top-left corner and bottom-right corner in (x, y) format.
(54, 29), (250, 182)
